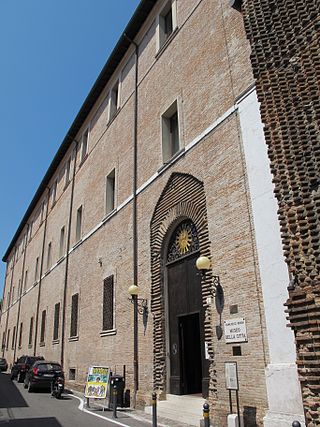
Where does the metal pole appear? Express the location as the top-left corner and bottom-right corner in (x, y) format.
(236, 390), (241, 427)
(133, 295), (138, 407)
(203, 402), (210, 427)
(229, 390), (233, 414)
(113, 385), (118, 418)
(152, 392), (157, 427)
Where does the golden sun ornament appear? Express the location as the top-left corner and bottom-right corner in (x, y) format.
(176, 226), (192, 254)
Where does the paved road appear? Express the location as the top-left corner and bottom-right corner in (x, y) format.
(0, 373), (150, 427)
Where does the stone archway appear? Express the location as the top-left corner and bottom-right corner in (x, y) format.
(150, 172), (216, 397)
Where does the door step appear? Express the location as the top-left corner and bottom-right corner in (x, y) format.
(145, 394), (205, 426)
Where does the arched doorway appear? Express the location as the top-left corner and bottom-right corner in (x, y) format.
(164, 219), (208, 396)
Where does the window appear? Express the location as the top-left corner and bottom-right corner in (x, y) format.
(158, 0), (177, 49)
(24, 270), (28, 291)
(70, 293), (79, 337)
(40, 310), (46, 343)
(53, 303), (60, 341)
(162, 100), (180, 162)
(40, 201), (45, 223)
(28, 221), (33, 241)
(106, 169), (115, 214)
(109, 81), (119, 120)
(69, 368), (76, 380)
(18, 279), (21, 296)
(47, 242), (52, 270)
(51, 180), (57, 205)
(11, 286), (15, 303)
(76, 206), (83, 242)
(65, 158), (71, 186)
(35, 257), (39, 282)
(12, 326), (16, 350)
(28, 317), (34, 346)
(2, 332), (5, 350)
(103, 275), (114, 331)
(59, 226), (65, 258)
(18, 322), (23, 348)
(81, 129), (89, 162)
(6, 329), (10, 350)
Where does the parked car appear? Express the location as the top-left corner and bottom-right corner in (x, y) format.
(0, 358), (8, 372)
(11, 355), (44, 382)
(24, 361), (64, 393)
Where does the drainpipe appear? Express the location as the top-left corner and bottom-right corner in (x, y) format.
(60, 140), (78, 369)
(2, 248), (17, 358)
(33, 188), (50, 356)
(123, 32), (139, 407)
(13, 224), (29, 362)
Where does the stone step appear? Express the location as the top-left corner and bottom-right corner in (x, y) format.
(145, 394), (205, 427)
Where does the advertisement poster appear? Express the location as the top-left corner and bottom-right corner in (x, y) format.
(84, 366), (110, 399)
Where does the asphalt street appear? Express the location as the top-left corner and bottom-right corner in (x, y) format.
(0, 373), (151, 427)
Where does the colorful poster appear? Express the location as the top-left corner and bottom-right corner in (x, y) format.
(84, 366), (110, 399)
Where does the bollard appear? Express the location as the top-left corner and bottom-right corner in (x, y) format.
(112, 385), (118, 418)
(203, 402), (210, 427)
(292, 422), (301, 427)
(152, 392), (157, 427)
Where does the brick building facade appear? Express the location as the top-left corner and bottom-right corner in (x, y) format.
(0, 1), (306, 425)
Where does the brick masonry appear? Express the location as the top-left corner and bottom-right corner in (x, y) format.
(241, 0), (320, 425)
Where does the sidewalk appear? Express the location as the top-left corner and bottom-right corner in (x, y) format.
(69, 389), (196, 427)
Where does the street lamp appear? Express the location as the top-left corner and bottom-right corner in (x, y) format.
(128, 284), (148, 408)
(196, 255), (224, 340)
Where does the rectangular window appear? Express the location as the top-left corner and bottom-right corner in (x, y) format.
(51, 180), (57, 205)
(6, 329), (10, 350)
(65, 158), (71, 186)
(81, 129), (89, 162)
(69, 368), (76, 380)
(109, 81), (119, 120)
(2, 332), (5, 350)
(103, 275), (114, 331)
(53, 303), (60, 341)
(162, 101), (180, 163)
(59, 226), (65, 258)
(40, 201), (45, 223)
(28, 221), (33, 241)
(28, 317), (34, 346)
(76, 206), (83, 242)
(158, 0), (176, 49)
(47, 242), (52, 270)
(12, 326), (16, 350)
(24, 270), (28, 291)
(106, 169), (115, 214)
(18, 322), (23, 348)
(35, 257), (39, 282)
(40, 310), (46, 343)
(70, 293), (79, 337)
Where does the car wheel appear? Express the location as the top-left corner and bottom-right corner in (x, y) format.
(10, 374), (15, 381)
(27, 381), (33, 393)
(23, 381), (28, 389)
(17, 372), (24, 383)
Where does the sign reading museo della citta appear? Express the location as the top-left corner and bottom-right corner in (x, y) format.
(224, 318), (248, 343)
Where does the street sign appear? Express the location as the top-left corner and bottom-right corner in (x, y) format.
(225, 361), (239, 390)
(224, 318), (247, 343)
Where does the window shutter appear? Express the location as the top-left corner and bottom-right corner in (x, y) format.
(103, 275), (114, 331)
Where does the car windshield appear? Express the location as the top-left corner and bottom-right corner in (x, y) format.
(37, 363), (61, 372)
(27, 357), (40, 364)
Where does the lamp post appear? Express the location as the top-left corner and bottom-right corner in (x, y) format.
(128, 284), (148, 408)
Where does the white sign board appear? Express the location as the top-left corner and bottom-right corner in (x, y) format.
(225, 362), (239, 390)
(224, 318), (247, 343)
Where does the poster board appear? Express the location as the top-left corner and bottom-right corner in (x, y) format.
(84, 366), (110, 399)
(225, 361), (239, 390)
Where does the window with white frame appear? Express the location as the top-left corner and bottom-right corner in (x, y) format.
(51, 179), (57, 205)
(109, 80), (119, 121)
(65, 157), (71, 186)
(35, 257), (39, 282)
(81, 129), (89, 163)
(76, 206), (83, 242)
(106, 169), (115, 215)
(47, 242), (52, 270)
(158, 0), (177, 50)
(162, 100), (180, 162)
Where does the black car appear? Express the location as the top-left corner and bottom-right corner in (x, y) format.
(0, 358), (8, 372)
(24, 361), (64, 392)
(11, 355), (44, 382)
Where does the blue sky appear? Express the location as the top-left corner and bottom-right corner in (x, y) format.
(0, 0), (140, 297)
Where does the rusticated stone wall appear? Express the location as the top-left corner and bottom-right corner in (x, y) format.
(241, 0), (320, 424)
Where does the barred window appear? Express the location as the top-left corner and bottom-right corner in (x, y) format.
(40, 310), (46, 343)
(29, 317), (34, 346)
(103, 275), (114, 331)
(53, 303), (60, 341)
(18, 322), (23, 348)
(70, 294), (79, 337)
(12, 326), (16, 349)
